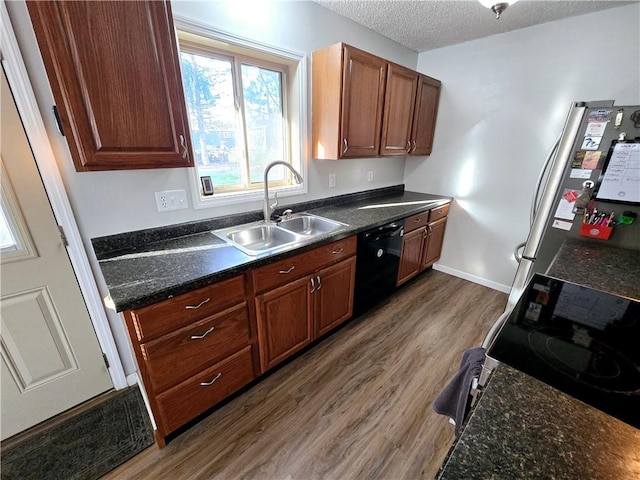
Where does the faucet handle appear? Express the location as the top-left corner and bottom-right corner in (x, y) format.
(270, 191), (279, 211)
(282, 209), (293, 218)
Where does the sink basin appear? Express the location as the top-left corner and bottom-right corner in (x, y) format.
(277, 214), (346, 236)
(213, 214), (348, 256)
(221, 224), (302, 255)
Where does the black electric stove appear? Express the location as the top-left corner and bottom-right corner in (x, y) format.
(487, 273), (640, 429)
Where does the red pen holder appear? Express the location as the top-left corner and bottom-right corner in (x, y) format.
(579, 223), (612, 240)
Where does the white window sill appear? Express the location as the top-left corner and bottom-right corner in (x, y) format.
(191, 182), (307, 210)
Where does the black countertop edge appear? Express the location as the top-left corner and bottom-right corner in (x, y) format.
(91, 184), (406, 259)
(109, 229), (359, 312)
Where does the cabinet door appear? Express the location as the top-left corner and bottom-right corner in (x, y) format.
(380, 64), (418, 156)
(314, 257), (356, 338)
(27, 1), (193, 171)
(340, 45), (386, 158)
(255, 276), (313, 372)
(422, 217), (447, 269)
(410, 74), (441, 156)
(397, 227), (426, 286)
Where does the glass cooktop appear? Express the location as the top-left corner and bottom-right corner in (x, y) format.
(487, 273), (640, 429)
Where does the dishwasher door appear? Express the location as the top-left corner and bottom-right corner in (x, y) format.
(353, 221), (404, 316)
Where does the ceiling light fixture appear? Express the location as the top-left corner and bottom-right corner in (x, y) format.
(478, 0), (518, 19)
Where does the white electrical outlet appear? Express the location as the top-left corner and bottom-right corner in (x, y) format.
(367, 171), (374, 182)
(328, 173), (336, 188)
(155, 189), (188, 212)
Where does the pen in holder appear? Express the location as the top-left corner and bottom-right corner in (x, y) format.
(580, 208), (614, 240)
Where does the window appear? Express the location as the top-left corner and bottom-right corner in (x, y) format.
(176, 27), (306, 207)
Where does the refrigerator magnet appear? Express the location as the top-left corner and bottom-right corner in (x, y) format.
(552, 219), (573, 231)
(585, 122), (607, 137)
(581, 151), (603, 169)
(581, 136), (602, 150)
(587, 109), (612, 123)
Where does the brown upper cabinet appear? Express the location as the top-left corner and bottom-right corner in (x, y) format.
(27, 1), (194, 172)
(312, 43), (386, 159)
(312, 42), (441, 160)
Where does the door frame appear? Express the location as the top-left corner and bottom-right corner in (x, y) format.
(1, 2), (127, 390)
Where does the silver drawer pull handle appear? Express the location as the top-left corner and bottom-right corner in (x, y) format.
(316, 275), (322, 291)
(190, 326), (215, 340)
(414, 218), (421, 223)
(200, 372), (222, 386)
(310, 277), (316, 293)
(343, 138), (348, 154)
(331, 248), (344, 254)
(185, 298), (211, 309)
(279, 266), (295, 274)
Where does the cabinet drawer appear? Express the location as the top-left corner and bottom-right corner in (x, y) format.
(141, 303), (250, 393)
(156, 346), (254, 434)
(404, 211), (429, 233)
(250, 236), (357, 293)
(127, 275), (246, 341)
(429, 203), (450, 222)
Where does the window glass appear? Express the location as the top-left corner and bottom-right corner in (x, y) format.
(179, 41), (291, 197)
(241, 64), (285, 184)
(180, 52), (243, 189)
(0, 201), (18, 253)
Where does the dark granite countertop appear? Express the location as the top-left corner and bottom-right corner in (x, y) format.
(94, 186), (451, 312)
(437, 364), (640, 480)
(547, 238), (640, 301)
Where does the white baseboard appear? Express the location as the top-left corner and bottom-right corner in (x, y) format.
(433, 264), (511, 294)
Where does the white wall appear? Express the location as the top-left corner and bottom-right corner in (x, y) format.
(6, 0), (417, 376)
(408, 3), (640, 292)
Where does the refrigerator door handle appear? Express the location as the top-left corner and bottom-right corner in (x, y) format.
(521, 104), (586, 261)
(531, 134), (562, 226)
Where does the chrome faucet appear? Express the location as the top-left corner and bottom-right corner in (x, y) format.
(263, 161), (303, 222)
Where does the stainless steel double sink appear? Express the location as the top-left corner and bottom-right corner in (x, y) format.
(213, 213), (348, 256)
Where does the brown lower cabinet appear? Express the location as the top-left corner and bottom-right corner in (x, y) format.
(397, 204), (449, 286)
(422, 217), (447, 269)
(252, 238), (357, 372)
(123, 236), (356, 447)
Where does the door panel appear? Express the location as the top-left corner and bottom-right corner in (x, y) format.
(0, 69), (112, 440)
(340, 46), (386, 157)
(380, 64), (418, 156)
(315, 257), (356, 337)
(255, 276), (313, 372)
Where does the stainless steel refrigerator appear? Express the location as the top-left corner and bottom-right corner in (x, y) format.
(482, 100), (640, 350)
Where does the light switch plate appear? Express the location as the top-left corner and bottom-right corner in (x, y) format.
(328, 173), (336, 188)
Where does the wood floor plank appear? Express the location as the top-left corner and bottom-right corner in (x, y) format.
(102, 271), (507, 479)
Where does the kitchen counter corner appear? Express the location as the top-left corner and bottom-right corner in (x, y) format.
(437, 364), (640, 480)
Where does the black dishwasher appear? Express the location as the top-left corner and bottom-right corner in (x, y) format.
(354, 221), (404, 316)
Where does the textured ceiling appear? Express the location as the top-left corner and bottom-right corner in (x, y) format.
(314, 0), (637, 52)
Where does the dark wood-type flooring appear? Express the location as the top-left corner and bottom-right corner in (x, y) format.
(103, 271), (507, 479)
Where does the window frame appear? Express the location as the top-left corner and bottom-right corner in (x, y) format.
(173, 16), (308, 210)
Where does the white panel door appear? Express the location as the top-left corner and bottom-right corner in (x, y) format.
(0, 69), (113, 440)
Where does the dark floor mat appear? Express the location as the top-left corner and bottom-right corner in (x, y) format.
(1, 386), (154, 480)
